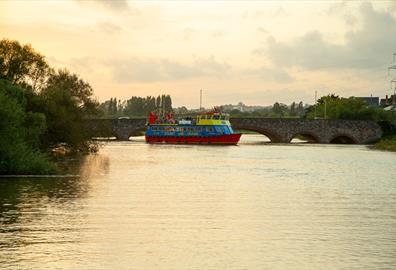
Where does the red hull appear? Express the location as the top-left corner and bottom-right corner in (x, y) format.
(145, 134), (241, 145)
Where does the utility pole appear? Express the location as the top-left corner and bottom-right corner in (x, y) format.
(392, 80), (396, 105)
(199, 89), (203, 111)
(389, 54), (396, 106)
(324, 99), (327, 119)
(314, 90), (317, 119)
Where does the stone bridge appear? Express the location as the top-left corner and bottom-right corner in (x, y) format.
(86, 118), (383, 144)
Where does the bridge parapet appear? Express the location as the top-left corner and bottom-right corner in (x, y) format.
(230, 118), (382, 144)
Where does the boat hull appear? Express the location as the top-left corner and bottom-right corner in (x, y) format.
(145, 133), (241, 145)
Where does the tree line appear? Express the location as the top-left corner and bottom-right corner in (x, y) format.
(305, 94), (394, 121)
(220, 101), (306, 118)
(99, 95), (173, 118)
(221, 97), (394, 121)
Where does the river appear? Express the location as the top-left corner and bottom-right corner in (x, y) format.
(1, 135), (396, 269)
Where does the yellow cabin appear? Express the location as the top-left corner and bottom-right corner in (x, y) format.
(196, 113), (231, 126)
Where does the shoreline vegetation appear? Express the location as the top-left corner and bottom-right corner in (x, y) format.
(1, 39), (396, 175)
(0, 39), (100, 174)
(373, 136), (396, 152)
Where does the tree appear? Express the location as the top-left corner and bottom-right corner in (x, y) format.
(176, 106), (188, 114)
(0, 39), (50, 91)
(272, 102), (283, 116)
(0, 39), (102, 174)
(0, 79), (55, 174)
(290, 102), (296, 117)
(306, 94), (394, 121)
(164, 94), (172, 112)
(156, 95), (161, 111)
(110, 98), (118, 115)
(39, 69), (99, 151)
(297, 101), (304, 116)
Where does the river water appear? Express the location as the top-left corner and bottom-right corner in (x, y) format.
(1, 135), (396, 270)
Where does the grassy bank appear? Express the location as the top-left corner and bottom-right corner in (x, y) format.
(373, 135), (396, 152)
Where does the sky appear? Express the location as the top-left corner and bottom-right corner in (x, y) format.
(1, 0), (396, 108)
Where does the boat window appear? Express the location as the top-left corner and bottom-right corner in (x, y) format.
(206, 127), (214, 132)
(220, 115), (226, 120)
(213, 115), (220, 120)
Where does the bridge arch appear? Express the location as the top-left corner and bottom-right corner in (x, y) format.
(289, 132), (320, 143)
(329, 134), (357, 144)
(127, 127), (147, 140)
(233, 126), (283, 143)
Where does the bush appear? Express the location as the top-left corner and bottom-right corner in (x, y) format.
(373, 135), (396, 152)
(0, 80), (56, 174)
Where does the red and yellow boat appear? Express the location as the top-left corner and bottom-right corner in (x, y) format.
(145, 111), (241, 145)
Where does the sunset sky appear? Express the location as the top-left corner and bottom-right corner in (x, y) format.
(1, 1), (396, 108)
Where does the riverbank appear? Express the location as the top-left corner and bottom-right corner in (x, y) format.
(373, 135), (396, 152)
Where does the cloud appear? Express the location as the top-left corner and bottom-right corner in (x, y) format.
(182, 27), (195, 42)
(256, 27), (269, 35)
(388, 2), (396, 14)
(244, 66), (294, 83)
(108, 56), (231, 83)
(96, 21), (122, 34)
(266, 2), (396, 70)
(74, 0), (136, 14)
(212, 30), (224, 38)
(97, 0), (129, 11)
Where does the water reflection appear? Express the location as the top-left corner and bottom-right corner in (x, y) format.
(1, 135), (396, 269)
(0, 155), (109, 252)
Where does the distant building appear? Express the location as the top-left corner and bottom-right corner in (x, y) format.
(220, 102), (271, 113)
(356, 96), (379, 107)
(380, 94), (396, 107)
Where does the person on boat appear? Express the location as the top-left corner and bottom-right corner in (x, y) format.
(148, 112), (158, 125)
(165, 112), (176, 124)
